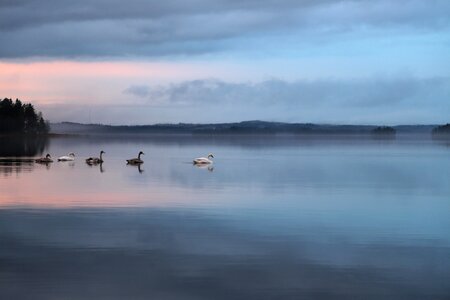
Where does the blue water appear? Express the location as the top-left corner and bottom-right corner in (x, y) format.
(1, 135), (449, 299)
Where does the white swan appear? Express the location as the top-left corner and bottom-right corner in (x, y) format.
(58, 153), (75, 161)
(193, 153), (214, 165)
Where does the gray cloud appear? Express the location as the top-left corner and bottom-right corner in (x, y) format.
(43, 76), (448, 125)
(127, 77), (449, 108)
(123, 85), (150, 98)
(0, 0), (449, 58)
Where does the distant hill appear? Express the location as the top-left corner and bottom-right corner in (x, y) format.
(50, 121), (439, 136)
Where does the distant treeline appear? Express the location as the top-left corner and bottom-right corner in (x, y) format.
(432, 124), (450, 136)
(371, 126), (396, 135)
(52, 121), (382, 135)
(0, 98), (49, 134)
(50, 121), (440, 136)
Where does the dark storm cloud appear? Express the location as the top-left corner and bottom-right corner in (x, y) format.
(0, 0), (449, 58)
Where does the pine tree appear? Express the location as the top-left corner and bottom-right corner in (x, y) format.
(0, 98), (49, 134)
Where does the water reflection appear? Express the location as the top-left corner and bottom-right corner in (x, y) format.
(194, 164), (214, 172)
(432, 135), (450, 148)
(87, 163), (105, 173)
(0, 135), (449, 299)
(0, 135), (48, 157)
(126, 162), (144, 173)
(0, 158), (35, 176)
(35, 162), (52, 170)
(0, 208), (449, 300)
(38, 134), (418, 149)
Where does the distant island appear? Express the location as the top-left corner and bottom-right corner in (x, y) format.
(50, 121), (441, 136)
(0, 98), (49, 135)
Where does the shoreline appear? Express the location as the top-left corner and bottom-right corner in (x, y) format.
(0, 133), (77, 138)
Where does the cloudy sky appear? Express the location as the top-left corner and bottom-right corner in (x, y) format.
(0, 0), (449, 124)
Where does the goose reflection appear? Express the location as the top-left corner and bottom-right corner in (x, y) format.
(127, 163), (144, 173)
(35, 160), (52, 170)
(86, 161), (105, 173)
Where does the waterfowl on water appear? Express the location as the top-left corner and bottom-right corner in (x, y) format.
(58, 153), (75, 161)
(193, 153), (214, 165)
(35, 154), (53, 163)
(126, 151), (144, 164)
(86, 151), (105, 164)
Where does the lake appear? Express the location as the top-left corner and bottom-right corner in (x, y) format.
(1, 135), (449, 299)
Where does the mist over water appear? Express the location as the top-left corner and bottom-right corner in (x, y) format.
(1, 135), (449, 299)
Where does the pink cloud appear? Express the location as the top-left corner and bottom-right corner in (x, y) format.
(0, 60), (239, 107)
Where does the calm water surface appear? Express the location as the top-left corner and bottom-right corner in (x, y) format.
(1, 135), (449, 299)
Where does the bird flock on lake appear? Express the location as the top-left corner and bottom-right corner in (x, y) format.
(34, 151), (214, 167)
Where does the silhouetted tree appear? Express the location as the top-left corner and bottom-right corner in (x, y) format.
(0, 98), (49, 134)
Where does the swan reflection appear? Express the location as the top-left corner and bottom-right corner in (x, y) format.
(194, 164), (214, 172)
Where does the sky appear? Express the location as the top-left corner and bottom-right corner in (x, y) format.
(0, 0), (449, 125)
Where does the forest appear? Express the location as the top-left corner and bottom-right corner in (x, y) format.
(0, 98), (49, 134)
(432, 123), (450, 136)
